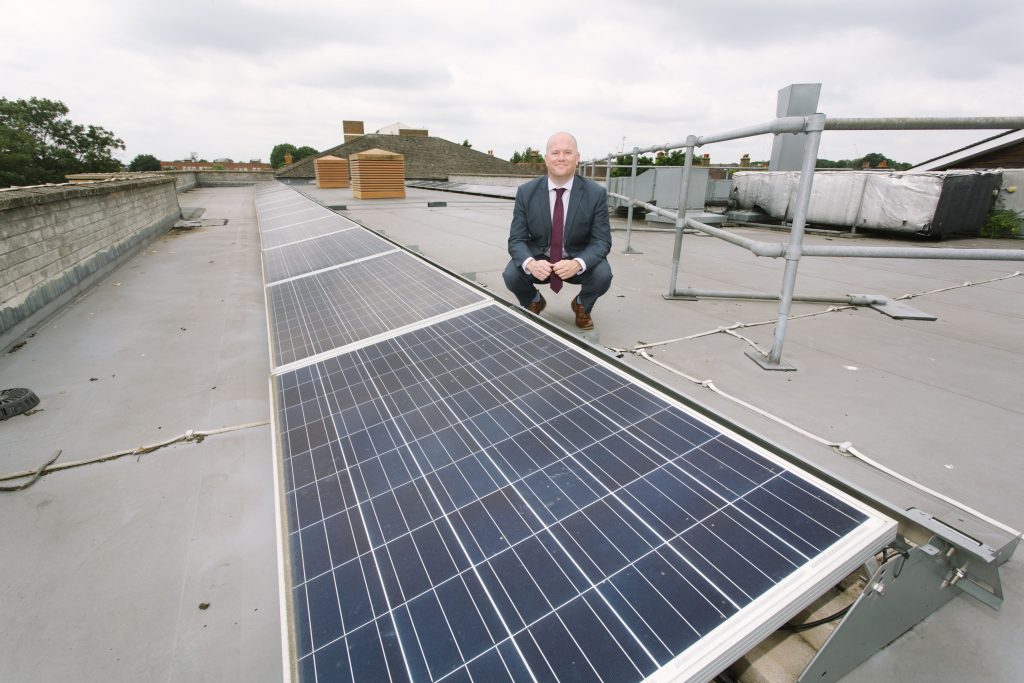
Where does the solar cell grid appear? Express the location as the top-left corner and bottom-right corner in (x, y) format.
(262, 228), (395, 283)
(259, 202), (332, 224)
(275, 304), (891, 682)
(268, 251), (487, 369)
(261, 219), (355, 250)
(257, 204), (334, 229)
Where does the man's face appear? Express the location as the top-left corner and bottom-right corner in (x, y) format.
(545, 134), (579, 183)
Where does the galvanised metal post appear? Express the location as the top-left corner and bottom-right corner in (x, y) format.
(623, 147), (641, 254)
(749, 113), (826, 370)
(603, 154), (612, 205)
(666, 137), (697, 297)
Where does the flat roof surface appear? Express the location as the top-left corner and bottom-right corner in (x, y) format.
(0, 186), (282, 681)
(0, 181), (1020, 681)
(299, 181), (1024, 681)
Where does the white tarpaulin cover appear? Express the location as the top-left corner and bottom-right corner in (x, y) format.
(731, 170), (972, 232)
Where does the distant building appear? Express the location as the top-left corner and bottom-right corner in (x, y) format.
(160, 160), (272, 171)
(277, 122), (529, 180)
(911, 130), (1024, 171)
(375, 121), (429, 137)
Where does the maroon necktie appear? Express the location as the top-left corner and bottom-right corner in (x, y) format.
(550, 187), (565, 293)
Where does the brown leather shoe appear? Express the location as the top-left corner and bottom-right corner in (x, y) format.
(527, 293), (546, 315)
(570, 298), (594, 330)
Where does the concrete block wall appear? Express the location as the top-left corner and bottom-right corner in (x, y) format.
(0, 177), (181, 341)
(67, 170), (275, 191)
(195, 170), (276, 186)
(999, 170), (1024, 216)
(169, 172), (198, 191)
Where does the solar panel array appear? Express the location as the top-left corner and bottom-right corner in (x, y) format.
(263, 228), (394, 284)
(254, 182), (895, 683)
(257, 184), (489, 372)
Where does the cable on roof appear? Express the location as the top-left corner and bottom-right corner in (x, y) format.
(618, 271), (1022, 354)
(622, 271), (1023, 536)
(0, 451), (61, 492)
(783, 604), (851, 632)
(0, 420), (269, 491)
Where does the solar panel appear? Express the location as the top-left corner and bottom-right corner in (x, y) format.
(262, 228), (396, 284)
(273, 303), (894, 682)
(253, 182), (894, 682)
(267, 250), (488, 370)
(258, 203), (336, 229)
(261, 218), (356, 250)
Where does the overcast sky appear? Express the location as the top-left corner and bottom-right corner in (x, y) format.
(3, 0), (1021, 167)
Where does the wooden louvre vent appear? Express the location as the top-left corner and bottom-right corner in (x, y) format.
(349, 148), (406, 199)
(313, 155), (349, 188)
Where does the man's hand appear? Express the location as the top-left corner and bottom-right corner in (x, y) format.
(527, 259), (553, 280)
(552, 259), (581, 279)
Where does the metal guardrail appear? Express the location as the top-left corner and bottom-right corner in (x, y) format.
(586, 114), (1024, 370)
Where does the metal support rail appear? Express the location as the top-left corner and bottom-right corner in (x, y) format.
(588, 114), (1024, 371)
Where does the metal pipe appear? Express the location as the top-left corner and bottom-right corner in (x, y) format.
(685, 218), (785, 257)
(765, 114), (826, 367)
(585, 117), (1024, 166)
(610, 195), (784, 256)
(623, 148), (639, 252)
(695, 116), (812, 146)
(619, 207), (1024, 262)
(668, 140), (696, 295)
(825, 117), (1024, 131)
(583, 116), (815, 164)
(801, 244), (1024, 260)
(609, 193), (673, 219)
(672, 289), (887, 306)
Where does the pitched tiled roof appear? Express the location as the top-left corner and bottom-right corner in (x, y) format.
(276, 134), (533, 179)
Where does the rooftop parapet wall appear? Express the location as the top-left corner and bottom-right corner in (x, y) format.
(191, 170), (276, 186)
(67, 170), (277, 191)
(0, 176), (181, 342)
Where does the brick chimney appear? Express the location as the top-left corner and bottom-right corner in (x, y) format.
(740, 153), (750, 167)
(343, 120), (364, 142)
(284, 152), (293, 165)
(702, 153), (711, 165)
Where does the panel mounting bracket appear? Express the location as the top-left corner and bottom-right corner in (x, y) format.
(797, 534), (1008, 682)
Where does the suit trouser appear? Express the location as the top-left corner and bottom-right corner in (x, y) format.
(502, 258), (613, 313)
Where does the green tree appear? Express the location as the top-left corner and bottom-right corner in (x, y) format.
(128, 153), (161, 172)
(857, 152), (911, 170)
(510, 146), (542, 164)
(461, 139), (472, 148)
(816, 153), (911, 171)
(294, 145), (318, 162)
(611, 153), (654, 177)
(655, 150), (687, 166)
(0, 97), (124, 187)
(270, 143), (298, 168)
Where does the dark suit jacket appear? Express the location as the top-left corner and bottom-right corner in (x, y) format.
(507, 175), (612, 271)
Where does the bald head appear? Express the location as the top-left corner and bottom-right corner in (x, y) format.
(544, 131), (580, 184)
(546, 131), (578, 154)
